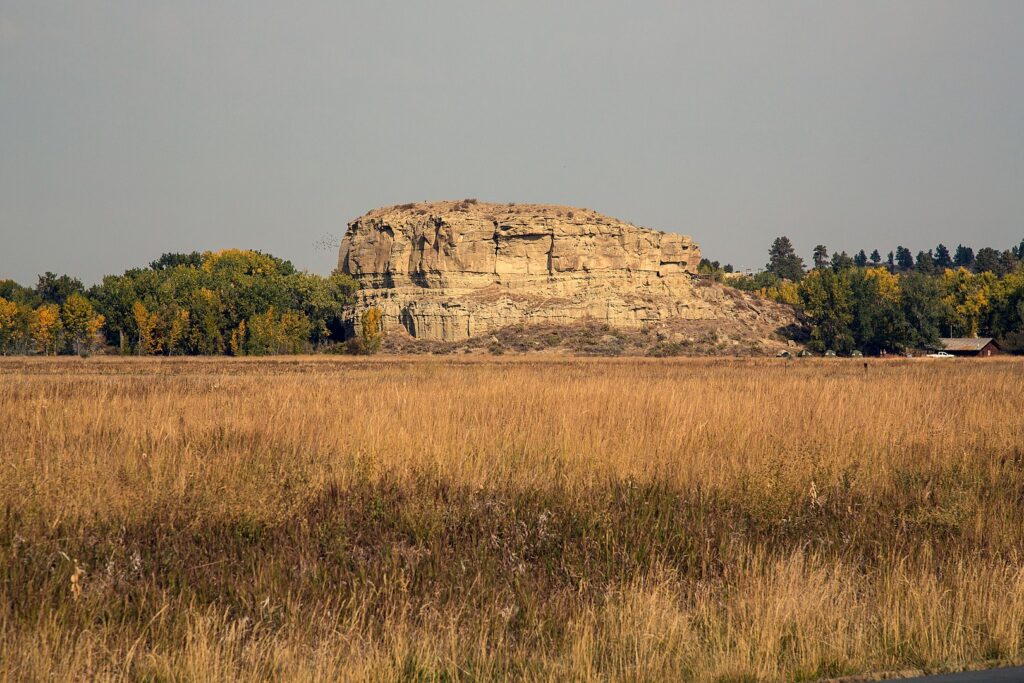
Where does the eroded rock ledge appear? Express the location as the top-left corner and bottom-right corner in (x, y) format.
(339, 200), (741, 342)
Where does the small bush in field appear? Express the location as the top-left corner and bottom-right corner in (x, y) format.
(359, 307), (383, 354)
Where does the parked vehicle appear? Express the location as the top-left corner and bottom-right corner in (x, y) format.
(926, 351), (954, 358)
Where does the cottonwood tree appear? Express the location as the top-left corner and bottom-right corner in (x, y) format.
(359, 307), (384, 354)
(132, 301), (161, 355)
(30, 304), (63, 355)
(86, 249), (357, 356)
(61, 294), (105, 355)
(799, 268), (854, 354)
(899, 273), (943, 348)
(0, 297), (25, 354)
(35, 272), (84, 306)
(848, 268), (912, 354)
(940, 269), (994, 337)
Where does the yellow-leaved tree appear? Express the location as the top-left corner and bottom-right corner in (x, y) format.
(360, 307), (383, 354)
(279, 310), (310, 354)
(0, 297), (23, 355)
(864, 267), (901, 304)
(229, 320), (246, 356)
(243, 308), (311, 355)
(940, 268), (995, 337)
(758, 279), (801, 306)
(246, 309), (279, 355)
(132, 301), (161, 355)
(62, 294), (105, 356)
(165, 307), (190, 355)
(86, 312), (105, 353)
(30, 304), (63, 355)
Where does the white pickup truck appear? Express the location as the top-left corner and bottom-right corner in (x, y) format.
(926, 351), (954, 358)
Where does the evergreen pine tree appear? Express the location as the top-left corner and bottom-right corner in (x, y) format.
(766, 237), (806, 281)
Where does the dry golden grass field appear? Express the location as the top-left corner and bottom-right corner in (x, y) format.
(2, 355), (1024, 681)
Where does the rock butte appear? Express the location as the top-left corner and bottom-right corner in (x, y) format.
(339, 200), (762, 342)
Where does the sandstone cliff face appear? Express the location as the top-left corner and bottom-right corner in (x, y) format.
(339, 200), (753, 342)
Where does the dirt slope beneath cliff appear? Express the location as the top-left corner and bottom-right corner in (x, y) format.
(381, 280), (804, 356)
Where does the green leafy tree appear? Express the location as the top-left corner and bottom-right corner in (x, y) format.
(90, 275), (130, 351)
(279, 310), (311, 354)
(799, 269), (854, 354)
(697, 258), (728, 281)
(36, 272), (84, 306)
(915, 250), (936, 275)
(0, 280), (40, 306)
(245, 309), (280, 356)
(149, 252), (203, 271)
(202, 250), (294, 331)
(899, 273), (943, 348)
(934, 244), (952, 269)
(290, 271), (358, 346)
(870, 249), (882, 265)
(87, 249), (353, 356)
(157, 305), (190, 355)
(186, 288), (225, 355)
(848, 268), (911, 354)
(728, 270), (781, 293)
(987, 271), (1024, 345)
(854, 250), (868, 268)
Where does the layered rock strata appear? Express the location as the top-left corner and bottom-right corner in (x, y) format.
(338, 200), (717, 341)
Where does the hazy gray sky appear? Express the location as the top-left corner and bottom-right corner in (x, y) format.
(2, 1), (1022, 284)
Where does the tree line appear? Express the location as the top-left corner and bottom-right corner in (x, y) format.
(5, 239), (1022, 358)
(0, 250), (363, 356)
(700, 237), (1024, 354)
